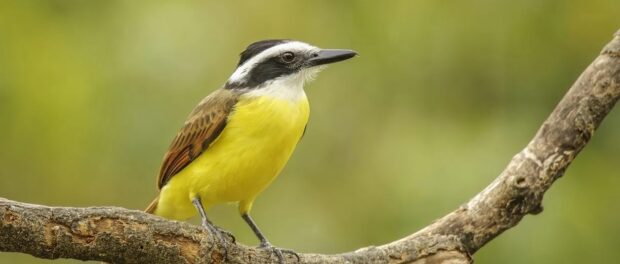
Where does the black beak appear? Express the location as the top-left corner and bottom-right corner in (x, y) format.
(307, 49), (357, 67)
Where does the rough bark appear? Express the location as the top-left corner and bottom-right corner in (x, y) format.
(1, 29), (620, 263)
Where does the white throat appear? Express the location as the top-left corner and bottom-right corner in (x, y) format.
(243, 72), (307, 102)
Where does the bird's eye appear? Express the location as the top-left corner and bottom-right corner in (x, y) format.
(281, 52), (295, 63)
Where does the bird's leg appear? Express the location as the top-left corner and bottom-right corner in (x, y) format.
(191, 197), (236, 246)
(241, 213), (300, 263)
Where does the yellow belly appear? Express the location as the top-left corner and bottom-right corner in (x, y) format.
(155, 94), (310, 220)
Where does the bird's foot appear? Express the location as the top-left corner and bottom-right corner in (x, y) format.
(201, 221), (234, 260)
(200, 220), (236, 244)
(214, 225), (236, 244)
(259, 241), (300, 263)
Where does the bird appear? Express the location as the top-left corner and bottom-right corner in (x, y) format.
(144, 39), (357, 262)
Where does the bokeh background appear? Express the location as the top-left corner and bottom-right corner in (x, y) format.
(1, 1), (619, 263)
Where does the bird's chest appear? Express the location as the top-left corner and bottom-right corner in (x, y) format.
(227, 95), (310, 145)
(192, 95), (309, 201)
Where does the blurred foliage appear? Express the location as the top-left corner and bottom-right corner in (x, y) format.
(1, 0), (619, 263)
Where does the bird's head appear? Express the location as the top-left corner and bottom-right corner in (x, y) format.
(225, 40), (357, 97)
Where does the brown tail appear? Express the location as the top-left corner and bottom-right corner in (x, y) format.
(145, 195), (159, 214)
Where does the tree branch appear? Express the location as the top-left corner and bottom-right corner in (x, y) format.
(2, 29), (620, 263)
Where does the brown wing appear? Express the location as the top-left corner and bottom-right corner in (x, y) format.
(157, 89), (239, 189)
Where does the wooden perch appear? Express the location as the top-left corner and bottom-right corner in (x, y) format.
(2, 29), (620, 263)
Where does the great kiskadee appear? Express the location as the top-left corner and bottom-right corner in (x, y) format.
(145, 39), (356, 261)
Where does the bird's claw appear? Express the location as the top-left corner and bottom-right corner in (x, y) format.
(214, 226), (236, 244)
(201, 220), (236, 244)
(259, 242), (300, 263)
(201, 222), (234, 260)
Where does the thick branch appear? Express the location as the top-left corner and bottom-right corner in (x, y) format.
(2, 30), (620, 263)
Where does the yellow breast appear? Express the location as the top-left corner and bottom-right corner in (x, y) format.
(155, 93), (309, 219)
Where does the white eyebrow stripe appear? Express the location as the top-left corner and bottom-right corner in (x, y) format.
(228, 41), (318, 84)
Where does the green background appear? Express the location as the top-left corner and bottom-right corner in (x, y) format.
(1, 1), (619, 263)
